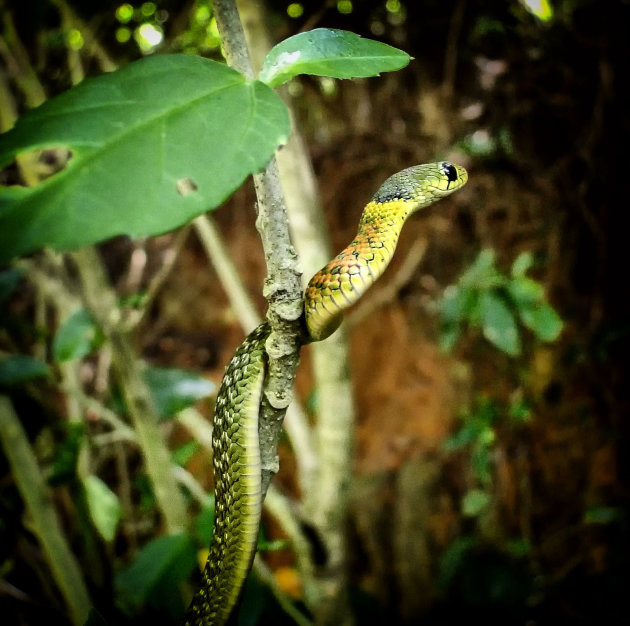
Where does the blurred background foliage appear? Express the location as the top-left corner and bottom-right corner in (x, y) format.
(1, 0), (628, 624)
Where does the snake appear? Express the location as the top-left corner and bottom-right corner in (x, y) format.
(183, 161), (468, 625)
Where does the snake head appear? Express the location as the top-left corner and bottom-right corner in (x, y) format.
(372, 161), (468, 210)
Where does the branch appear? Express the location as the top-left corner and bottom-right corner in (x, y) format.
(210, 0), (304, 500)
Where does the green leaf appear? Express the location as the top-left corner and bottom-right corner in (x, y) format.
(172, 440), (201, 467)
(84, 608), (109, 626)
(507, 538), (531, 558)
(0, 354), (49, 386)
(238, 574), (270, 626)
(508, 398), (532, 423)
(49, 422), (84, 486)
(438, 285), (476, 352)
(439, 322), (461, 353)
(83, 474), (122, 543)
(259, 28), (410, 87)
(440, 285), (477, 325)
(461, 488), (491, 517)
(471, 441), (493, 485)
(443, 421), (481, 452)
(506, 275), (545, 309)
(145, 366), (215, 419)
(439, 536), (476, 588)
(479, 291), (521, 356)
(53, 308), (102, 363)
(0, 54), (289, 263)
(0, 267), (24, 302)
(194, 501), (215, 546)
(519, 302), (563, 342)
(460, 249), (504, 290)
(115, 532), (197, 609)
(511, 251), (534, 277)
(583, 506), (620, 525)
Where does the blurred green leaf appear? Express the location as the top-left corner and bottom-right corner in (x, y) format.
(84, 474), (121, 542)
(0, 354), (49, 386)
(462, 488), (491, 517)
(438, 285), (477, 351)
(257, 522), (287, 553)
(479, 291), (521, 356)
(459, 130), (498, 158)
(172, 440), (201, 467)
(506, 275), (545, 308)
(508, 397), (532, 423)
(472, 441), (493, 485)
(115, 532), (197, 609)
(259, 28), (410, 87)
(134, 473), (156, 512)
(507, 538), (531, 558)
(439, 536), (476, 588)
(440, 285), (477, 325)
(0, 55), (289, 263)
(145, 366), (215, 419)
(511, 251), (534, 277)
(0, 268), (24, 302)
(49, 422), (84, 486)
(439, 322), (462, 353)
(443, 420), (482, 452)
(237, 574), (268, 626)
(583, 506), (620, 525)
(519, 302), (564, 342)
(53, 308), (102, 363)
(194, 501), (215, 546)
(460, 249), (504, 289)
(84, 609), (108, 626)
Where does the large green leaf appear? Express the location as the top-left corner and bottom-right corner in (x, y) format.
(0, 54), (289, 264)
(259, 28), (410, 87)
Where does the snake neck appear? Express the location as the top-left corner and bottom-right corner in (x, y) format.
(304, 200), (413, 342)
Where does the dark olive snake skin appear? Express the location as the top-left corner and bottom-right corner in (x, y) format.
(184, 162), (467, 625)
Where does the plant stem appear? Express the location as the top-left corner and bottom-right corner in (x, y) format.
(70, 246), (188, 533)
(222, 2), (356, 622)
(0, 395), (92, 625)
(210, 0), (304, 501)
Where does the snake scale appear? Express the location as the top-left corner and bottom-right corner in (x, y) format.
(184, 162), (468, 625)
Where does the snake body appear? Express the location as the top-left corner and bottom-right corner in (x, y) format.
(184, 162), (467, 625)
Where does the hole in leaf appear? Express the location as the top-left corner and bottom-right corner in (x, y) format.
(176, 177), (198, 196)
(1, 147), (73, 187)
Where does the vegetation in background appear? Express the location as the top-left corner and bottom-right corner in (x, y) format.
(1, 0), (627, 624)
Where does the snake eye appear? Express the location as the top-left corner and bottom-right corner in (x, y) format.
(441, 162), (458, 182)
